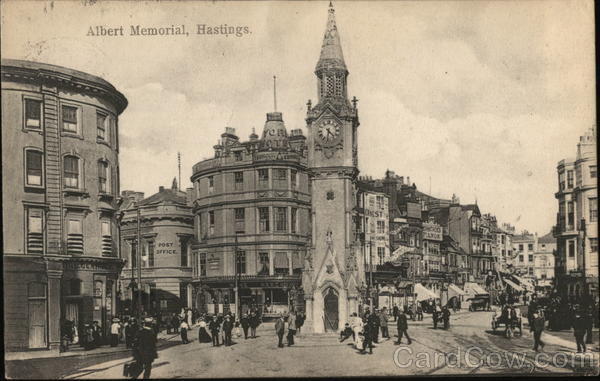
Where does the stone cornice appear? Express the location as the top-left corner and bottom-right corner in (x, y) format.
(1, 59), (128, 114)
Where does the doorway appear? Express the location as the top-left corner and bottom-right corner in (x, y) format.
(28, 282), (47, 349)
(323, 287), (339, 332)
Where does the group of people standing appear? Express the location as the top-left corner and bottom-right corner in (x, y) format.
(339, 307), (400, 355)
(274, 311), (303, 348)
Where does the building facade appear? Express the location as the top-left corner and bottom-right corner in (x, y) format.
(118, 182), (195, 318)
(534, 232), (556, 291)
(190, 119), (310, 317)
(2, 59), (127, 350)
(554, 126), (598, 301)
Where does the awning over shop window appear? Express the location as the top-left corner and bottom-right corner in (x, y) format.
(274, 252), (289, 269)
(503, 278), (523, 292)
(513, 275), (535, 292)
(414, 283), (439, 301)
(464, 282), (489, 296)
(291, 252), (302, 269)
(448, 284), (465, 298)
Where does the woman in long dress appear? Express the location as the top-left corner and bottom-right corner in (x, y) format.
(198, 317), (212, 343)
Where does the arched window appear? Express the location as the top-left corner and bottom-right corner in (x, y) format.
(64, 155), (80, 189)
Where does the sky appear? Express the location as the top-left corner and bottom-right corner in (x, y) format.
(1, 0), (596, 236)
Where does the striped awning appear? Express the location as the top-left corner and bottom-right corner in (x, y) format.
(292, 252), (302, 269)
(503, 278), (523, 292)
(274, 252), (289, 268)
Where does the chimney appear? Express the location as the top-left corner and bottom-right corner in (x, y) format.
(159, 186), (165, 192)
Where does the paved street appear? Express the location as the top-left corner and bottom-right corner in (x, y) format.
(9, 310), (593, 379)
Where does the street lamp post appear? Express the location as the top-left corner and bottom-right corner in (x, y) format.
(234, 234), (240, 318)
(136, 206), (142, 322)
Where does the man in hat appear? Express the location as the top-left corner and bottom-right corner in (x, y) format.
(125, 318), (138, 349)
(222, 315), (234, 346)
(531, 309), (546, 352)
(287, 311), (297, 346)
(110, 318), (121, 347)
(395, 308), (412, 345)
(275, 314), (286, 348)
(240, 313), (250, 340)
(180, 319), (190, 344)
(209, 316), (221, 346)
(131, 318), (158, 379)
(92, 321), (102, 348)
(573, 308), (588, 353)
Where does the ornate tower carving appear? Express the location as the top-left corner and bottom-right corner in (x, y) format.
(303, 3), (362, 333)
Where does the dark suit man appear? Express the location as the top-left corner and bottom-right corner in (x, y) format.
(275, 315), (285, 348)
(531, 312), (545, 352)
(222, 316), (234, 346)
(395, 310), (412, 345)
(209, 317), (220, 346)
(573, 311), (588, 353)
(240, 314), (250, 340)
(131, 319), (157, 379)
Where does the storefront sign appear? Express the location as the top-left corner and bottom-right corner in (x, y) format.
(64, 261), (120, 272)
(423, 223), (443, 241)
(156, 241), (178, 255)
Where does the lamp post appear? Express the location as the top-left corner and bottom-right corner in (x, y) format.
(136, 206), (142, 322)
(234, 233), (241, 318)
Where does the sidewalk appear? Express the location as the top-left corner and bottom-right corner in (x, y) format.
(5, 331), (181, 362)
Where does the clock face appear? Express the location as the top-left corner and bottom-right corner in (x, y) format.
(317, 119), (341, 145)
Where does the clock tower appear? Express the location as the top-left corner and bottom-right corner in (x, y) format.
(303, 3), (363, 333)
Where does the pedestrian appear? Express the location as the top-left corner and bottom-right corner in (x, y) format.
(296, 312), (305, 334)
(393, 304), (399, 322)
(432, 308), (439, 329)
(125, 318), (138, 348)
(180, 319), (190, 344)
(198, 317), (212, 343)
(531, 311), (545, 352)
(131, 318), (158, 379)
(240, 314), (250, 340)
(442, 306), (451, 330)
(249, 312), (259, 338)
(379, 308), (389, 339)
(361, 311), (376, 354)
(416, 304), (423, 321)
(585, 304), (594, 344)
(275, 314), (286, 348)
(371, 309), (380, 343)
(395, 309), (412, 345)
(170, 314), (179, 335)
(287, 311), (297, 346)
(222, 315), (234, 346)
(573, 310), (587, 353)
(186, 308), (193, 329)
(111, 318), (121, 347)
(92, 321), (102, 348)
(209, 316), (220, 346)
(339, 323), (354, 342)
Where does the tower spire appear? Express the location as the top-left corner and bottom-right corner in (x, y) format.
(316, 2), (346, 72)
(273, 75), (277, 112)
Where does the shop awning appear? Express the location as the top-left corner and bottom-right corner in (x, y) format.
(465, 282), (489, 296)
(503, 278), (523, 292)
(274, 252), (289, 268)
(292, 252), (303, 269)
(448, 283), (465, 298)
(414, 283), (439, 301)
(513, 275), (535, 291)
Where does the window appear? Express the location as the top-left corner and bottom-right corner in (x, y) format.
(291, 169), (297, 189)
(258, 252), (270, 275)
(96, 113), (108, 141)
(568, 201), (575, 228)
(26, 150), (43, 186)
(590, 198), (597, 222)
(377, 220), (385, 234)
(291, 208), (298, 233)
(147, 241), (155, 267)
(518, 244), (523, 251)
(275, 207), (287, 232)
(236, 250), (246, 274)
(528, 254), (533, 262)
(528, 267), (534, 275)
(234, 171), (244, 191)
(369, 196), (375, 208)
(370, 220), (375, 234)
(590, 238), (598, 253)
(208, 211), (215, 236)
(567, 170), (574, 188)
(377, 247), (385, 265)
(258, 169), (269, 188)
(591, 166), (597, 179)
(62, 105), (78, 133)
(376, 196), (384, 210)
(67, 219), (83, 255)
(528, 243), (533, 251)
(234, 208), (245, 233)
(101, 221), (112, 256)
(234, 151), (243, 161)
(24, 98), (42, 129)
(274, 252), (289, 275)
(180, 238), (188, 267)
(519, 255), (524, 262)
(208, 176), (214, 193)
(98, 161), (109, 193)
(568, 240), (575, 258)
(559, 172), (565, 191)
(63, 156), (80, 189)
(274, 169), (287, 189)
(259, 207), (270, 232)
(26, 208), (44, 254)
(199, 253), (207, 276)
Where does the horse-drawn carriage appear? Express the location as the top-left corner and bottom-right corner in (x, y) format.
(491, 306), (523, 338)
(468, 296), (491, 311)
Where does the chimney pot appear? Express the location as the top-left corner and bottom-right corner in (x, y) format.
(159, 186), (165, 192)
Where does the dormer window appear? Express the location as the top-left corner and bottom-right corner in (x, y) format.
(234, 151), (243, 161)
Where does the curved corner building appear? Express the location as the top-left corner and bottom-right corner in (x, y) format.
(190, 114), (310, 317)
(2, 59), (127, 351)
